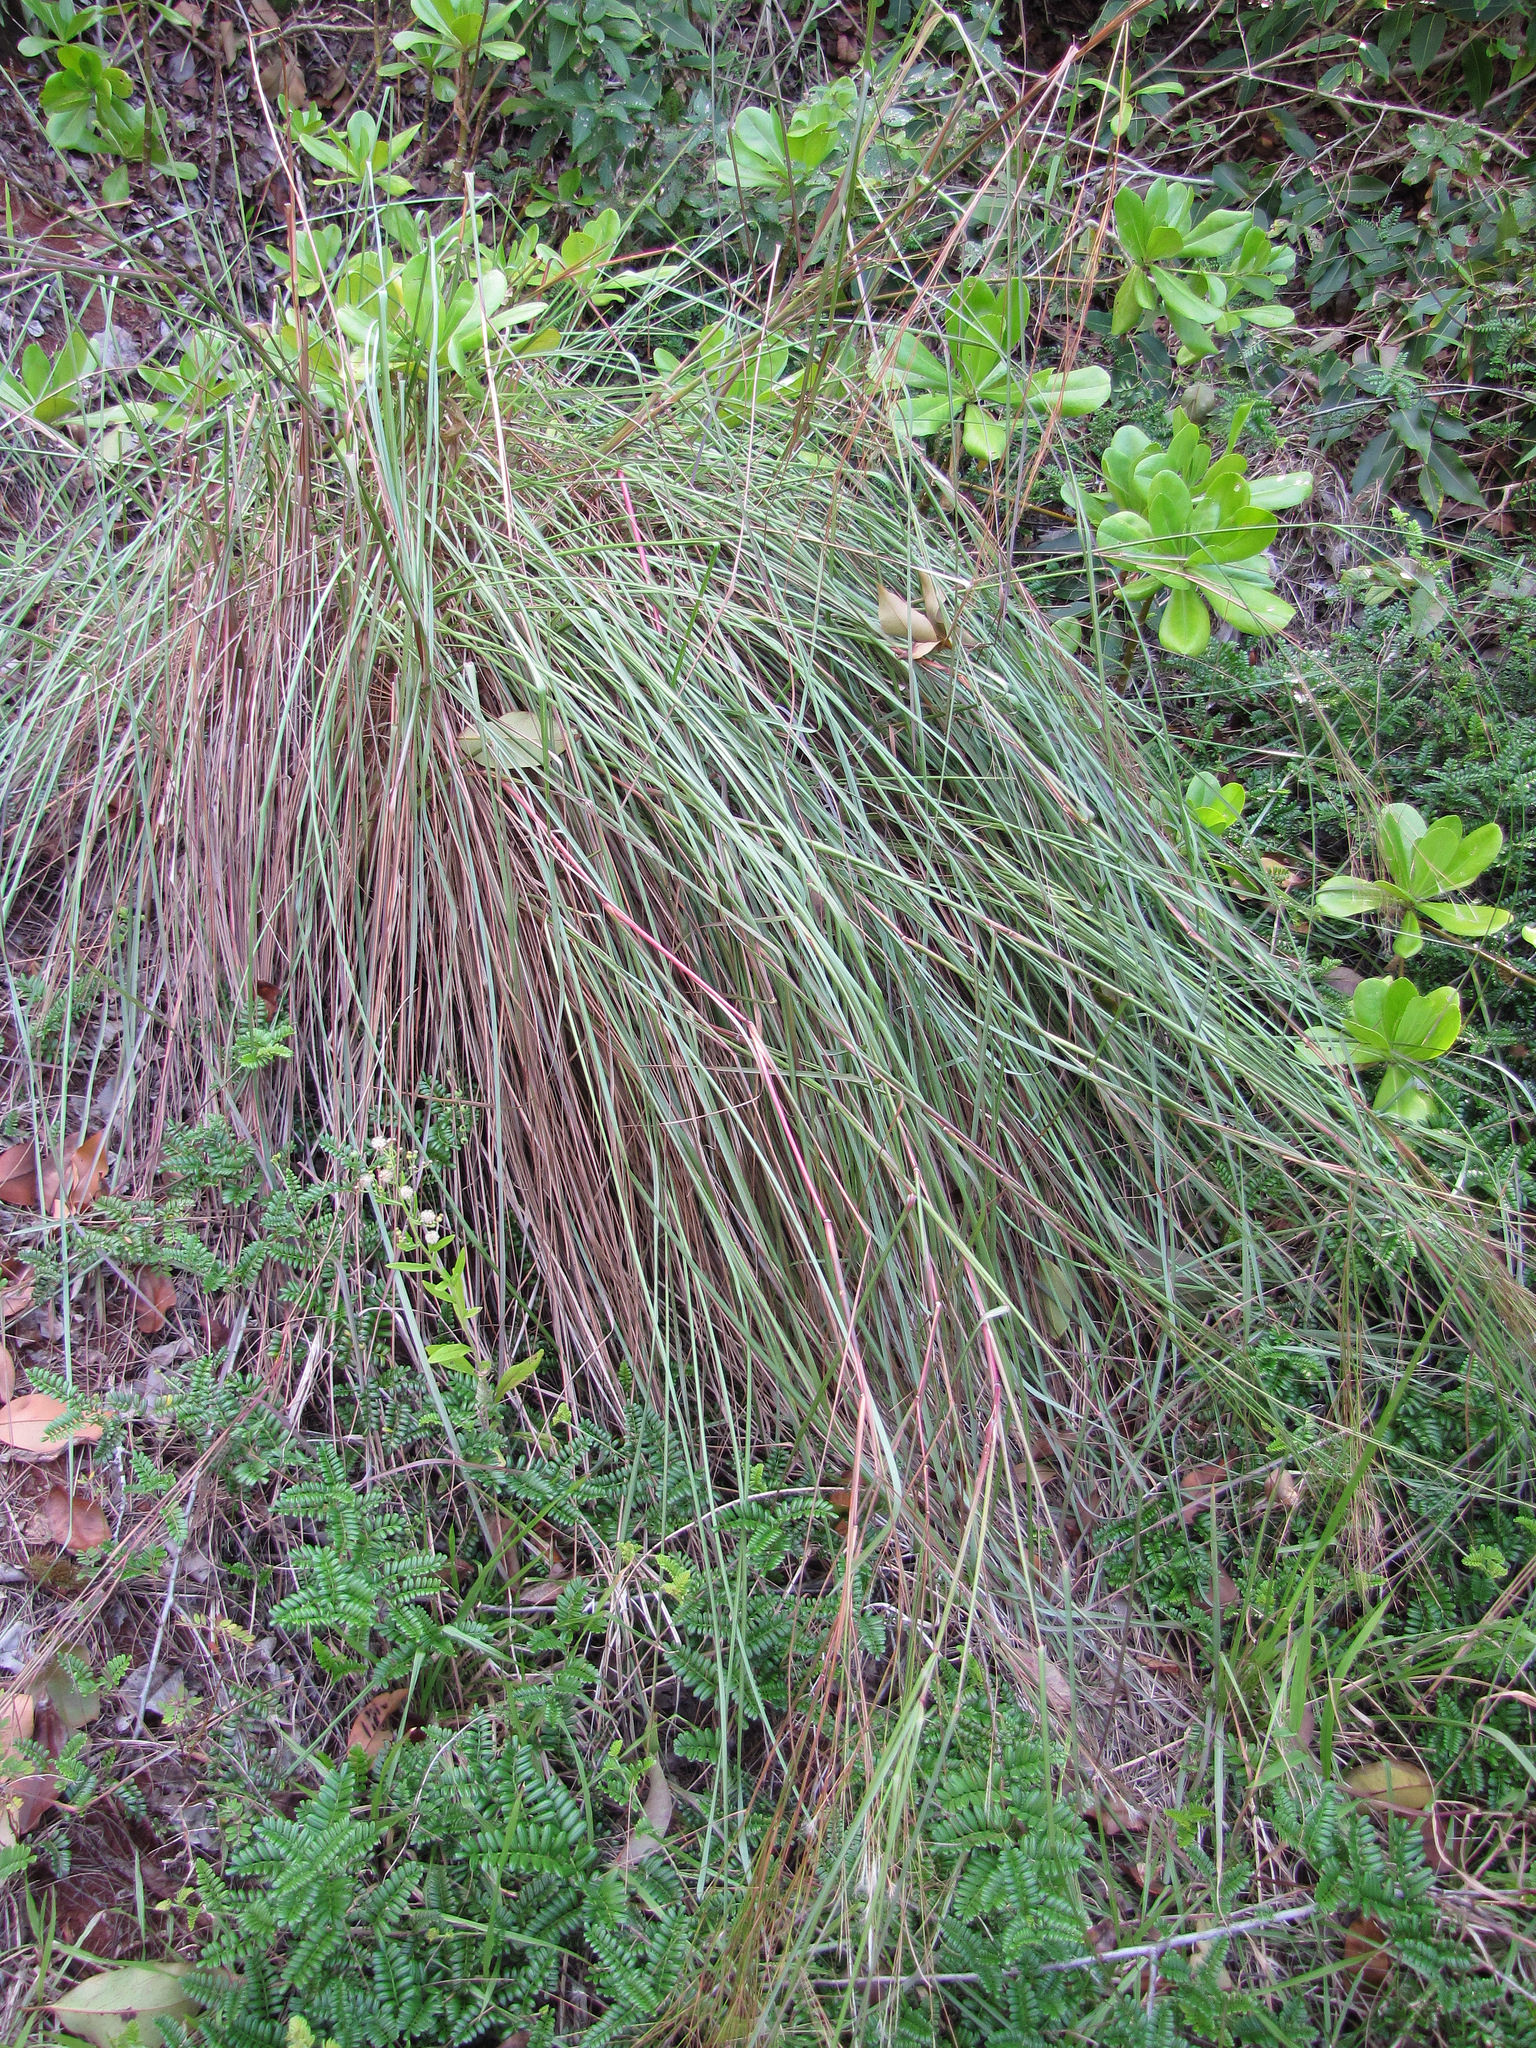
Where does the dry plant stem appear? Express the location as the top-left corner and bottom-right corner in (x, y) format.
(130, 1305), (248, 1736)
(812, 1900), (1322, 1989)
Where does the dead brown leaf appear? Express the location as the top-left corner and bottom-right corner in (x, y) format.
(61, 1131), (109, 1213)
(348, 1688), (410, 1759)
(1265, 1468), (1304, 1512)
(1197, 1568), (1241, 1613)
(172, 0), (203, 23)
(1180, 1462), (1227, 1524)
(0, 1141), (39, 1208)
(45, 1486), (110, 1554)
(877, 586), (944, 660)
(1345, 1757), (1434, 1813)
(1085, 1792), (1148, 1836)
(0, 1701), (57, 1847)
(218, 19), (241, 64)
(0, 1392), (103, 1459)
(1344, 1916), (1392, 1987)
(257, 48), (307, 104)
(0, 1692), (34, 1757)
(132, 1272), (178, 1335)
(0, 1345), (12, 1406)
(255, 979), (281, 1021)
(15, 1132), (111, 1218)
(1, 1259), (35, 1318)
(610, 1761), (674, 1868)
(0, 1772), (57, 1845)
(41, 1660), (102, 1734)
(249, 0), (280, 23)
(518, 1571), (569, 1607)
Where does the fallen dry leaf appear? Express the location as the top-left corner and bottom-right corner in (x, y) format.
(1180, 1462), (1226, 1523)
(0, 1771), (57, 1846)
(1, 1692), (34, 1757)
(32, 1697), (68, 1760)
(14, 1132), (111, 1218)
(348, 1687), (410, 1759)
(257, 48), (307, 104)
(249, 0), (280, 25)
(918, 570), (950, 636)
(217, 19), (240, 64)
(41, 1659), (102, 1733)
(877, 586), (943, 659)
(610, 1760), (674, 1868)
(1198, 1568), (1241, 1613)
(1343, 1916), (1392, 1987)
(1345, 1757), (1434, 1812)
(255, 979), (281, 1021)
(132, 1272), (178, 1335)
(172, 0), (202, 22)
(64, 1130), (109, 1211)
(460, 711), (567, 774)
(0, 1345), (12, 1406)
(0, 1392), (103, 1459)
(518, 1571), (570, 1607)
(1037, 1654), (1073, 1718)
(0, 1141), (38, 1207)
(1084, 1791), (1147, 1836)
(45, 1486), (110, 1554)
(1265, 1468), (1304, 1511)
(1, 1259), (35, 1318)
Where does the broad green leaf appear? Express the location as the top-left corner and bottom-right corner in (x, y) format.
(1371, 1065), (1435, 1121)
(1422, 439), (1486, 508)
(1186, 771), (1244, 830)
(1114, 188), (1149, 265)
(1351, 429), (1404, 498)
(894, 391), (959, 439)
(1025, 366), (1111, 418)
(1000, 278), (1030, 351)
(1111, 270), (1147, 337)
(1160, 582), (1210, 657)
(1095, 509), (1156, 566)
(1397, 984), (1462, 1057)
(1393, 908), (1425, 959)
(1438, 818), (1502, 889)
(1101, 424), (1155, 504)
(1146, 471), (1195, 550)
(493, 1349), (545, 1399)
(1378, 804), (1426, 892)
(962, 404), (1009, 463)
(1149, 266), (1220, 326)
(1418, 901), (1511, 938)
(1191, 505), (1277, 564)
(892, 332), (951, 393)
(1200, 569), (1293, 635)
(1247, 471), (1313, 510)
(1409, 816), (1467, 893)
(1239, 303), (1296, 329)
(1178, 207), (1252, 258)
(51, 1964), (195, 2048)
(1315, 877), (1392, 919)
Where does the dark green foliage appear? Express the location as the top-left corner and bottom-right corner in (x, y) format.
(185, 1726), (698, 2048)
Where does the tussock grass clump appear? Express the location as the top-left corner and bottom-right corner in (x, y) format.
(6, 323), (1528, 1759)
